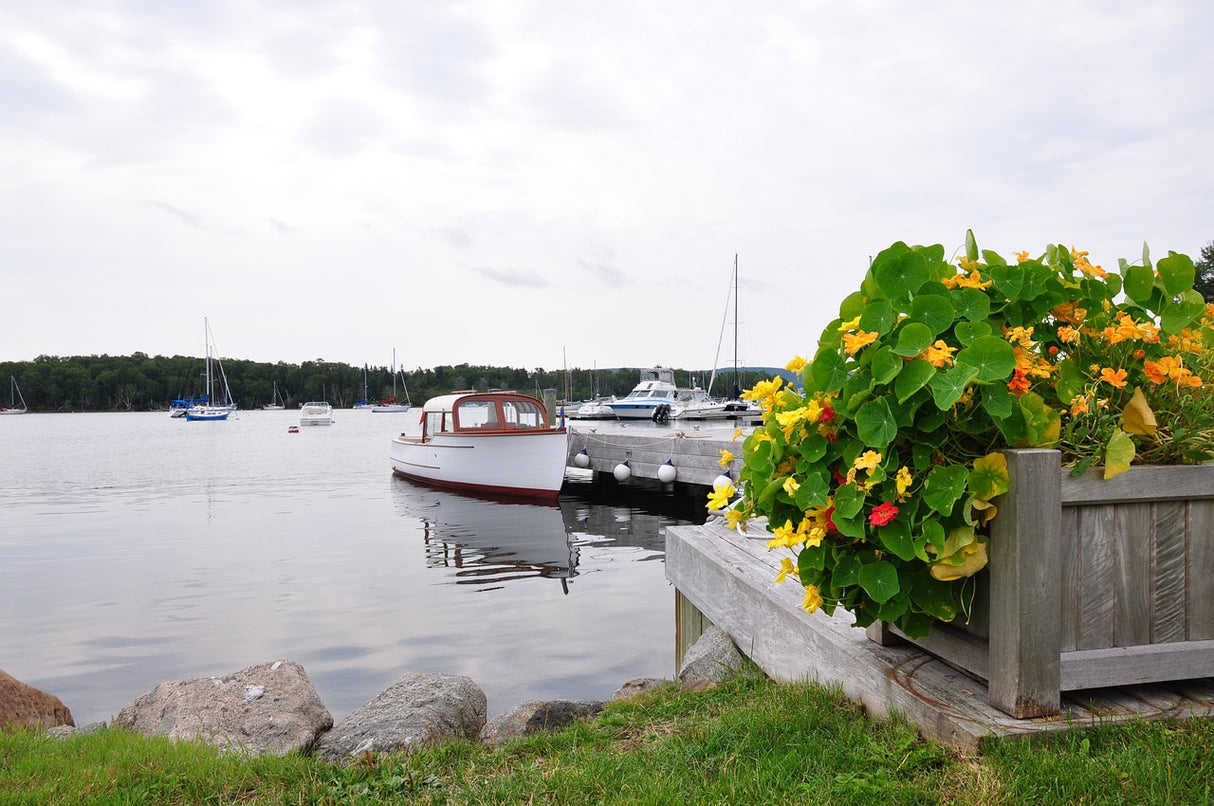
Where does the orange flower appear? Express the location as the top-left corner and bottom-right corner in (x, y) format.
(841, 330), (879, 355)
(1007, 368), (1031, 396)
(1057, 325), (1080, 345)
(1052, 302), (1087, 325)
(918, 340), (957, 368)
(1099, 367), (1128, 389)
(1013, 250), (1031, 264)
(941, 269), (993, 290)
(1070, 395), (1090, 416)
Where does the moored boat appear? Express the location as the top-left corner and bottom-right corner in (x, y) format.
(299, 401), (333, 426)
(389, 390), (567, 500)
(605, 367), (681, 420)
(2, 375), (28, 415)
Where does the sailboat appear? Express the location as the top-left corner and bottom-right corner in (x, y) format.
(353, 366), (370, 409)
(1, 375), (27, 415)
(185, 318), (237, 421)
(672, 255), (759, 421)
(262, 381), (285, 411)
(371, 348), (411, 413)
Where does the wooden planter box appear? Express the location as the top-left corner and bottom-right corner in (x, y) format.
(868, 449), (1214, 718)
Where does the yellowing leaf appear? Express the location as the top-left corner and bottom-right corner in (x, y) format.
(925, 525), (976, 563)
(930, 541), (988, 581)
(970, 497), (997, 527)
(969, 452), (1010, 500)
(1122, 386), (1158, 437)
(1103, 429), (1136, 479)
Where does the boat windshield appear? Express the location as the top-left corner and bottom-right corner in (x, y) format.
(453, 397), (547, 430)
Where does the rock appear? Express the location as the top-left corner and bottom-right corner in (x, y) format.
(47, 721), (106, 739)
(678, 625), (743, 684)
(316, 672), (486, 762)
(111, 659), (331, 756)
(0, 670), (74, 731)
(611, 677), (673, 701)
(479, 699), (605, 747)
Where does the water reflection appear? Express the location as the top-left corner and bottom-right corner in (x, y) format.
(390, 475), (706, 593)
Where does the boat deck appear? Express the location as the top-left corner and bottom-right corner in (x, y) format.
(666, 519), (1214, 749)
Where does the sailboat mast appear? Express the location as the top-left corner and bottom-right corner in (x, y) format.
(733, 254), (740, 398)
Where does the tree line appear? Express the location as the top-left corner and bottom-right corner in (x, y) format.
(0, 353), (780, 413)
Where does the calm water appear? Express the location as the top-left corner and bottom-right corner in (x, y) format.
(0, 410), (707, 725)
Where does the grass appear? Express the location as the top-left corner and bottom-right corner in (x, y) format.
(2, 669), (1211, 805)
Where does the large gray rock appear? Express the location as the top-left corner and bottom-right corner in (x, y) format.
(479, 699), (604, 747)
(0, 669), (74, 731)
(111, 659), (331, 756)
(316, 672), (486, 761)
(678, 625), (744, 683)
(611, 677), (672, 701)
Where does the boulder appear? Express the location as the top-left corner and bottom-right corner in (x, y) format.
(0, 670), (74, 731)
(479, 699), (604, 747)
(678, 625), (743, 684)
(316, 672), (486, 762)
(611, 677), (673, 701)
(111, 659), (331, 756)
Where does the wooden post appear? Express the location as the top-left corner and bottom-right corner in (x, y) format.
(988, 449), (1062, 717)
(674, 588), (710, 672)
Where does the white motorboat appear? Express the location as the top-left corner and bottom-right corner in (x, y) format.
(605, 367), (681, 420)
(389, 390), (568, 500)
(2, 375), (27, 414)
(569, 396), (618, 420)
(300, 401), (333, 426)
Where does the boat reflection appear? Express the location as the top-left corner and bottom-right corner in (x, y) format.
(392, 479), (580, 592)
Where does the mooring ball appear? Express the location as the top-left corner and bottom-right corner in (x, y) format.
(657, 461), (677, 483)
(573, 450), (590, 468)
(613, 462), (632, 481)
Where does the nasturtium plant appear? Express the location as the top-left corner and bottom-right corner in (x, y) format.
(713, 232), (1214, 639)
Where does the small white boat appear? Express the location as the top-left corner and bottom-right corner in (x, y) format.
(371, 348), (412, 412)
(389, 390), (568, 500)
(569, 396), (617, 420)
(299, 401), (334, 426)
(2, 375), (27, 415)
(606, 367), (681, 420)
(263, 382), (285, 411)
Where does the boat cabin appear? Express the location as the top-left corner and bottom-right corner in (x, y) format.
(419, 391), (561, 438)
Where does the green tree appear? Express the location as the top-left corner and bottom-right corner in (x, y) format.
(1195, 241), (1214, 304)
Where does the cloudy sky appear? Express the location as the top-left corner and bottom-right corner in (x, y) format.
(2, 1), (1210, 374)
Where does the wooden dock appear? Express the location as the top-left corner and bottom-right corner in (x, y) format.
(666, 519), (1214, 749)
(565, 427), (742, 489)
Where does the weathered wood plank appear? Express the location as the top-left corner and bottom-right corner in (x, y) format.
(1113, 503), (1153, 647)
(987, 449), (1062, 718)
(675, 589), (710, 671)
(1076, 505), (1117, 650)
(1153, 501), (1188, 643)
(1059, 506), (1081, 652)
(1060, 640), (1214, 690)
(1189, 501), (1214, 640)
(1062, 464), (1214, 505)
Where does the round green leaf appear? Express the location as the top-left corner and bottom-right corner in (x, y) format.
(858, 560), (900, 604)
(1158, 252), (1196, 297)
(1122, 263), (1155, 304)
(858, 298), (896, 335)
(855, 397), (897, 448)
(908, 294), (955, 336)
(810, 346), (847, 393)
(950, 288), (992, 322)
(923, 465), (968, 516)
(892, 322), (934, 357)
(895, 358), (936, 403)
(928, 363), (979, 410)
(1160, 290), (1205, 334)
(955, 336), (1016, 382)
(871, 347), (903, 385)
(873, 249), (930, 302)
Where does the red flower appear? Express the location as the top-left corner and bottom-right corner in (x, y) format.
(1007, 368), (1031, 396)
(820, 405), (835, 423)
(824, 506), (837, 532)
(868, 502), (899, 527)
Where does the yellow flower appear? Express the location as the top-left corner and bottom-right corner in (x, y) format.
(785, 356), (807, 373)
(1013, 250), (1031, 264)
(731, 427), (744, 441)
(801, 585), (824, 613)
(706, 483), (735, 510)
(775, 557), (796, 584)
(718, 449), (734, 467)
(724, 507), (747, 531)
(838, 316), (861, 333)
(1004, 325), (1035, 349)
(782, 476), (800, 497)
(853, 450), (882, 473)
(799, 522), (825, 548)
(767, 519), (799, 549)
(1057, 325), (1080, 345)
(942, 269), (993, 290)
(841, 330), (879, 355)
(895, 466), (913, 501)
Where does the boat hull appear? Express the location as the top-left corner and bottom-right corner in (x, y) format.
(185, 408), (229, 421)
(390, 429), (568, 501)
